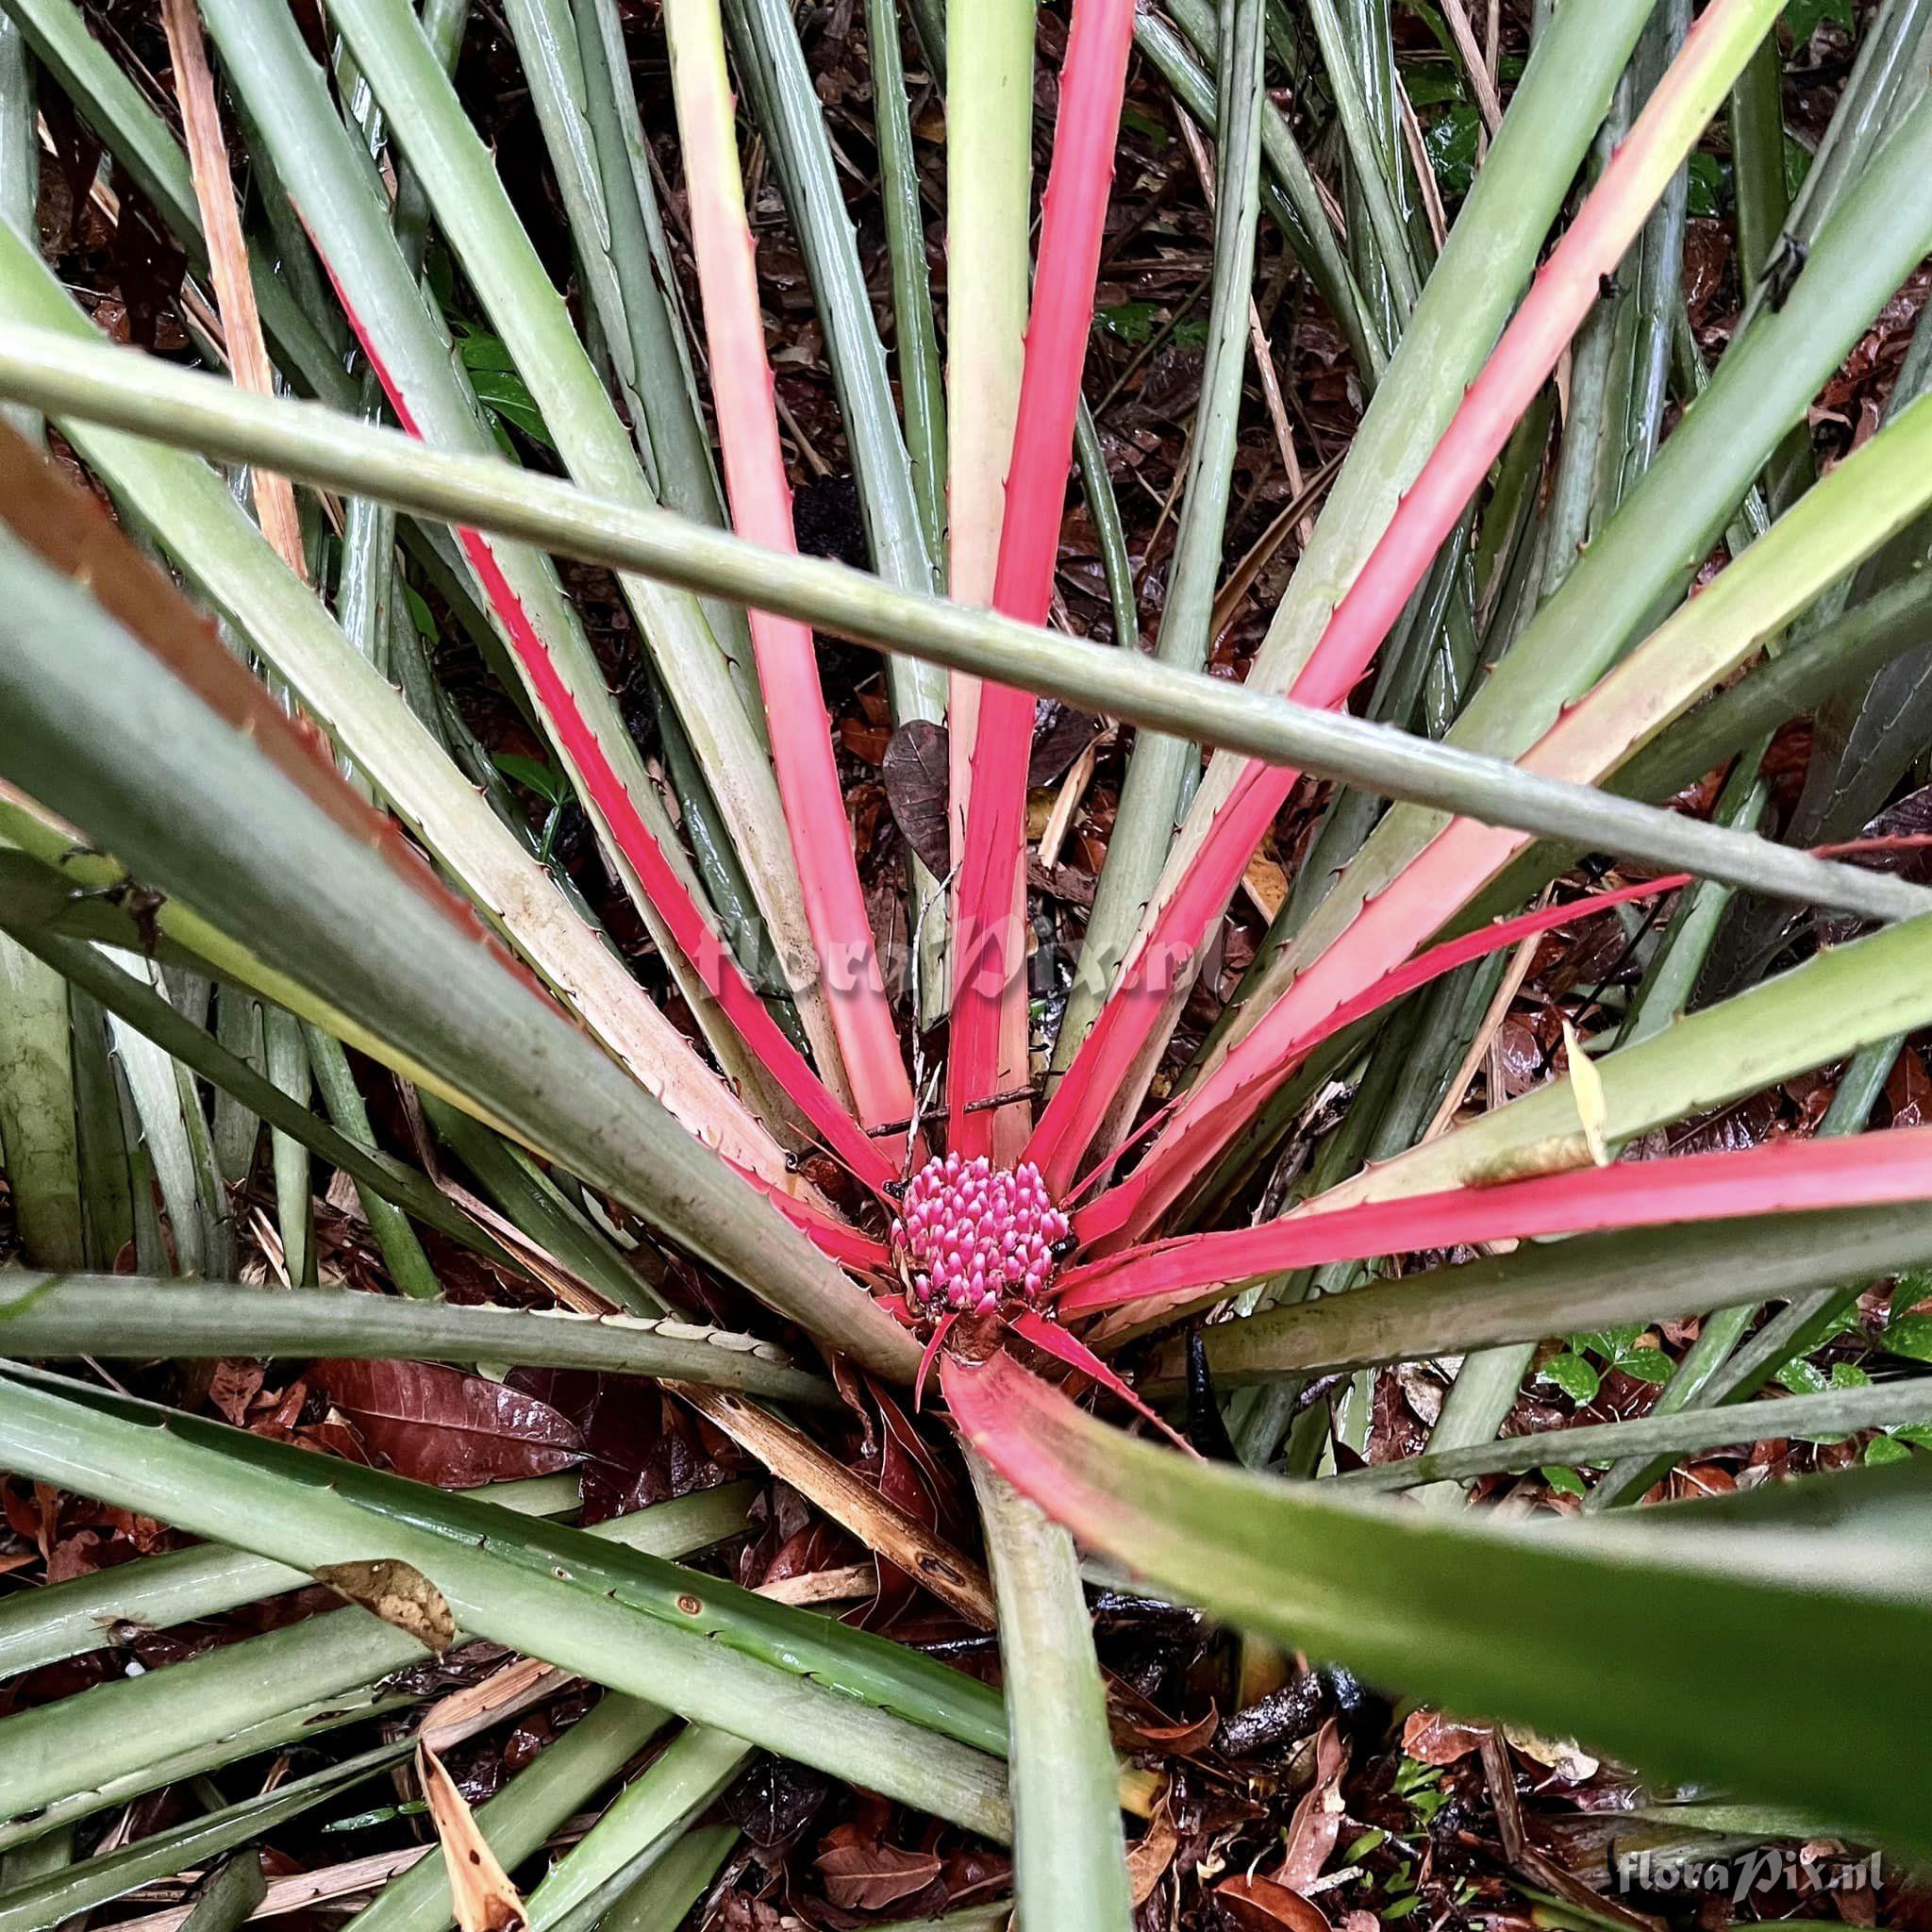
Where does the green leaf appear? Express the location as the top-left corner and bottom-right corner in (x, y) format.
(1170, 1203), (1932, 1392)
(1890, 1270), (1932, 1319)
(1538, 1352), (1602, 1405)
(1883, 1315), (1932, 1364)
(403, 582), (439, 644)
(1541, 1466), (1588, 1498)
(0, 1367), (1010, 1838)
(344, 1693), (678, 1932)
(950, 1349), (1932, 1857)
(1780, 1364), (1875, 1443)
(1784, 129), (1814, 202)
(1783, 0), (1854, 42)
(1686, 150), (1728, 219)
(519, 1724), (749, 1932)
(1617, 1348), (1675, 1386)
(492, 753), (569, 805)
(967, 1457), (1131, 1932)
(1095, 301), (1161, 344)
(455, 327), (557, 450)
(0, 1273), (840, 1407)
(1574, 1324), (1643, 1359)
(2, 332), (1913, 934)
(1867, 1435), (1914, 1468)
(0, 515), (916, 1377)
(0, 1745), (406, 1932)
(1424, 101), (1481, 202)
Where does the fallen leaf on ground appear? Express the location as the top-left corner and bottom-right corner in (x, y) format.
(1502, 1723), (1600, 1782)
(1401, 1708), (1491, 1766)
(1121, 1701), (1221, 1756)
(1280, 1718), (1349, 1891)
(417, 1740), (526, 1932)
(1217, 1872), (1332, 1932)
(814, 1827), (942, 1911)
(1126, 1794), (1179, 1907)
(314, 1359), (582, 1488)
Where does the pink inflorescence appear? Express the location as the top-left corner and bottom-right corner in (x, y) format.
(891, 1154), (1072, 1317)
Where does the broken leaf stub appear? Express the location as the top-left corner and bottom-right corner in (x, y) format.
(314, 1557), (458, 1655)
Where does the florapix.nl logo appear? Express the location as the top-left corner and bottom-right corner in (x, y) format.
(1613, 1845), (1881, 1904)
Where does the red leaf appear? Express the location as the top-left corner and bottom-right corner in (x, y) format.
(1036, 0), (1776, 1201)
(660, 39), (913, 1130)
(1401, 1708), (1490, 1766)
(506, 1370), (730, 1523)
(948, 0), (1136, 1161)
(814, 1831), (942, 1911)
(1216, 1874), (1332, 1932)
(1280, 1719), (1349, 1892)
(206, 1357), (266, 1424)
(313, 1359), (583, 1488)
(1003, 1310), (1201, 1456)
(1058, 1124), (1932, 1317)
(883, 719), (952, 879)
(321, 273), (892, 1193)
(1121, 1701), (1221, 1756)
(1069, 872), (1690, 1246)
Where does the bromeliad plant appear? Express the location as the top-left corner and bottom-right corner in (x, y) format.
(7, 0), (1932, 1922)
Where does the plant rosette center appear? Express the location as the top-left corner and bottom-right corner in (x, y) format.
(891, 1154), (1072, 1320)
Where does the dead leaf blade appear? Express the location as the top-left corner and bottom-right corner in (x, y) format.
(417, 1740), (528, 1932)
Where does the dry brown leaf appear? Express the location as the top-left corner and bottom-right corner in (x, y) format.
(1279, 1718), (1349, 1892)
(1241, 850), (1289, 920)
(675, 1384), (994, 1627)
(313, 1359), (583, 1488)
(882, 719), (952, 877)
(1217, 1873), (1332, 1932)
(1125, 1796), (1179, 1908)
(417, 1740), (528, 1932)
(1400, 1707), (1491, 1766)
(157, 0), (306, 577)
(814, 1827), (941, 1911)
(1120, 1701), (1221, 1757)
(315, 1557), (458, 1656)
(1501, 1724), (1600, 1782)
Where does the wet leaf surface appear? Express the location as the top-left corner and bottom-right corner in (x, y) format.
(312, 1359), (582, 1487)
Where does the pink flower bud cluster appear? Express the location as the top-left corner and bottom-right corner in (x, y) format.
(891, 1154), (1071, 1316)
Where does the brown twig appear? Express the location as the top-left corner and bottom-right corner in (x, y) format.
(672, 1382), (999, 1627)
(1441, 0), (1506, 142)
(158, 0), (306, 579)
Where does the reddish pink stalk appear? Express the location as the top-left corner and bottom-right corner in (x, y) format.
(324, 271), (895, 1195)
(933, 1310), (1194, 1451)
(1028, 760), (1281, 1194)
(942, 1339), (1124, 1499)
(1057, 1124), (1932, 1317)
(668, 17), (915, 1132)
(947, 0), (1137, 1159)
(998, 1311), (1202, 1454)
(1071, 871), (1690, 1245)
(733, 1164), (892, 1273)
(1031, 0), (1765, 1193)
